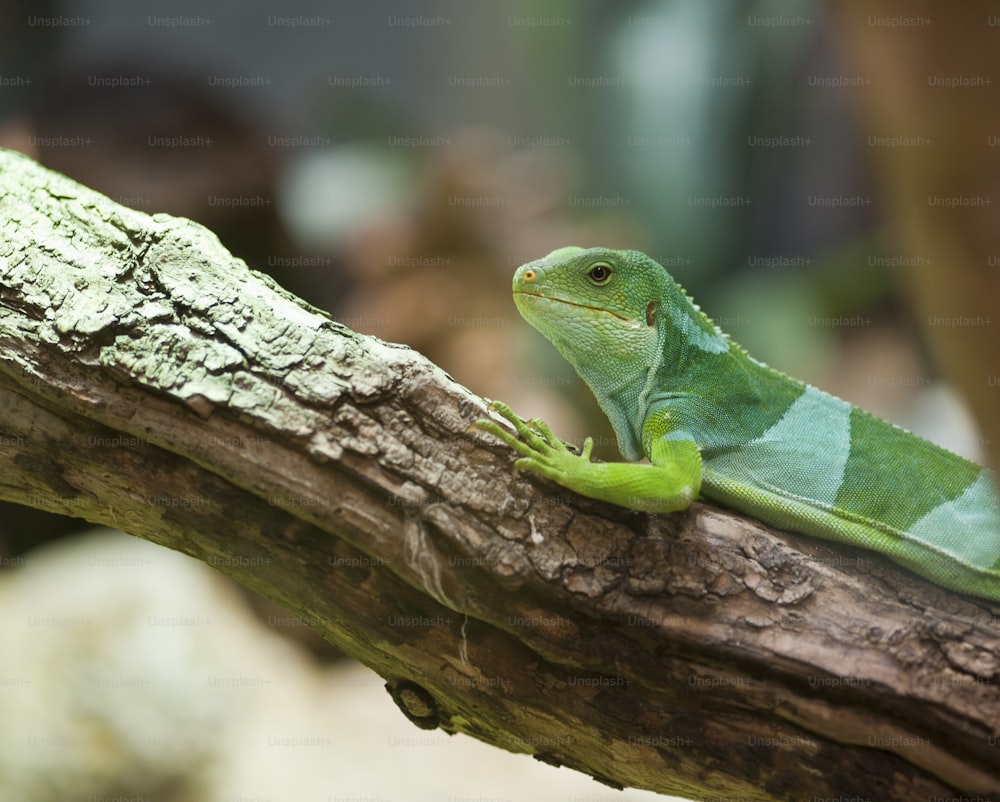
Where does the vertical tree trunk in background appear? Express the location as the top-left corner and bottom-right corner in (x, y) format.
(834, 1), (1000, 471)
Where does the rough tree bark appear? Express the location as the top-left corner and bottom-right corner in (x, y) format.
(1, 148), (998, 802)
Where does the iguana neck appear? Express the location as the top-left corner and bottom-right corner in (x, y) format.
(571, 355), (653, 462)
(569, 279), (731, 462)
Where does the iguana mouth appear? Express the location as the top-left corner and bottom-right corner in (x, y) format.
(513, 290), (636, 324)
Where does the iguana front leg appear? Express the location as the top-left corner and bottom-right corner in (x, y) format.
(474, 401), (701, 514)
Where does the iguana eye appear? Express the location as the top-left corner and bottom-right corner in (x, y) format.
(588, 263), (612, 284)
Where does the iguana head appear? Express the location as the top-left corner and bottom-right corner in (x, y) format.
(512, 247), (672, 459)
(513, 246), (667, 364)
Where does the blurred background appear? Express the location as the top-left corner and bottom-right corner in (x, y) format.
(1, 1), (997, 800)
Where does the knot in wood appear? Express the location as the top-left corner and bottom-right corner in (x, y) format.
(385, 679), (440, 730)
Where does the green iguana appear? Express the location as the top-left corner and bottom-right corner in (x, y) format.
(474, 247), (1000, 602)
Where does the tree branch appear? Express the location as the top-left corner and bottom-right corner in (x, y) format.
(1, 148), (998, 802)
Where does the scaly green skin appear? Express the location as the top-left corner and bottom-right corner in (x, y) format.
(475, 247), (1000, 602)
